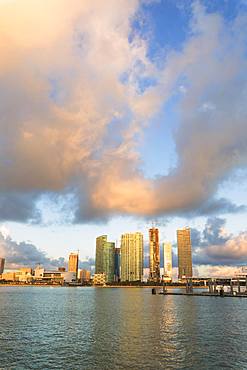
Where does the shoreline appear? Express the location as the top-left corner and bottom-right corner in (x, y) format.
(0, 284), (207, 289)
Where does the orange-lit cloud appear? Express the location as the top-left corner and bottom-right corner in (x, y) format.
(0, 1), (246, 223)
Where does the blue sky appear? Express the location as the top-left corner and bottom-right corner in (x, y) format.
(0, 0), (247, 276)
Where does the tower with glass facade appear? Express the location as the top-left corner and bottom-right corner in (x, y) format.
(149, 227), (160, 281)
(177, 228), (192, 279)
(95, 235), (115, 283)
(120, 232), (143, 282)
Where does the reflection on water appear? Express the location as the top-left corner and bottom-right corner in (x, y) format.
(0, 287), (246, 369)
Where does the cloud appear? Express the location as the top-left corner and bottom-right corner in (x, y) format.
(192, 217), (247, 265)
(0, 231), (66, 269)
(0, 1), (246, 223)
(193, 265), (245, 278)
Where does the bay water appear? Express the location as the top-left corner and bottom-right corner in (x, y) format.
(0, 286), (246, 369)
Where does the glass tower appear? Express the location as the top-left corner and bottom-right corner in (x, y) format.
(177, 228), (192, 279)
(95, 235), (115, 283)
(163, 242), (172, 280)
(120, 233), (143, 282)
(149, 228), (160, 281)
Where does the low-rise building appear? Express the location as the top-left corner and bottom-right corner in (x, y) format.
(93, 273), (106, 286)
(80, 269), (91, 283)
(0, 272), (18, 281)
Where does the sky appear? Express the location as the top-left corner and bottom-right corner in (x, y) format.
(0, 0), (247, 277)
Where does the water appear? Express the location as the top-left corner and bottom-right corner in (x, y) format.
(0, 287), (246, 370)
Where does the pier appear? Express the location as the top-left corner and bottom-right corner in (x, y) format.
(157, 277), (247, 298)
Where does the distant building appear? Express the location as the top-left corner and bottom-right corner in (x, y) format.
(149, 228), (160, 281)
(120, 232), (143, 282)
(62, 271), (76, 283)
(114, 248), (120, 282)
(95, 235), (115, 283)
(163, 242), (172, 281)
(0, 272), (18, 281)
(93, 273), (106, 286)
(34, 265), (76, 283)
(16, 268), (33, 282)
(177, 228), (193, 279)
(0, 258), (5, 274)
(68, 252), (79, 279)
(80, 269), (91, 282)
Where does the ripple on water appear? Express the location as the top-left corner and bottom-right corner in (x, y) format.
(0, 287), (246, 370)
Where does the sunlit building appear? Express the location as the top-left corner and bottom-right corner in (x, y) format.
(163, 242), (172, 281)
(120, 232), (143, 282)
(68, 252), (79, 279)
(177, 228), (193, 279)
(93, 273), (106, 286)
(149, 228), (160, 281)
(80, 269), (91, 282)
(95, 235), (115, 283)
(0, 258), (5, 274)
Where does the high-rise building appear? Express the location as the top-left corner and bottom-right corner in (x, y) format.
(114, 248), (121, 282)
(163, 242), (172, 280)
(0, 258), (5, 274)
(68, 252), (79, 279)
(177, 228), (193, 279)
(149, 228), (160, 281)
(95, 235), (115, 283)
(120, 232), (143, 282)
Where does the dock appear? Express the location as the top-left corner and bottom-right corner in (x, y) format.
(158, 291), (247, 298)
(152, 277), (247, 298)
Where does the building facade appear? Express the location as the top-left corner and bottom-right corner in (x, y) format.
(95, 235), (115, 283)
(163, 242), (172, 281)
(80, 269), (91, 282)
(149, 228), (160, 281)
(120, 232), (143, 282)
(68, 252), (79, 279)
(0, 258), (5, 274)
(114, 248), (120, 282)
(177, 228), (193, 279)
(93, 273), (106, 285)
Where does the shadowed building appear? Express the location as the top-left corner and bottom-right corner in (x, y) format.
(95, 235), (115, 283)
(68, 252), (79, 279)
(149, 228), (160, 282)
(177, 228), (193, 279)
(114, 248), (121, 282)
(0, 258), (5, 274)
(120, 232), (143, 282)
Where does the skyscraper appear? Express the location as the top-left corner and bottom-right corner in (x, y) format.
(0, 258), (5, 274)
(149, 228), (160, 281)
(68, 252), (79, 279)
(163, 242), (172, 280)
(121, 232), (143, 282)
(114, 247), (121, 282)
(177, 228), (193, 279)
(95, 235), (115, 283)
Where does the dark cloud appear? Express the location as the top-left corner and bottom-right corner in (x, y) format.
(191, 218), (247, 265)
(0, 192), (41, 223)
(190, 198), (246, 217)
(0, 232), (65, 269)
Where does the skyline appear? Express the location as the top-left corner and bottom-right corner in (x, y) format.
(0, 0), (247, 276)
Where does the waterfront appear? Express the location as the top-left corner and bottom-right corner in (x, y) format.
(0, 287), (246, 370)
